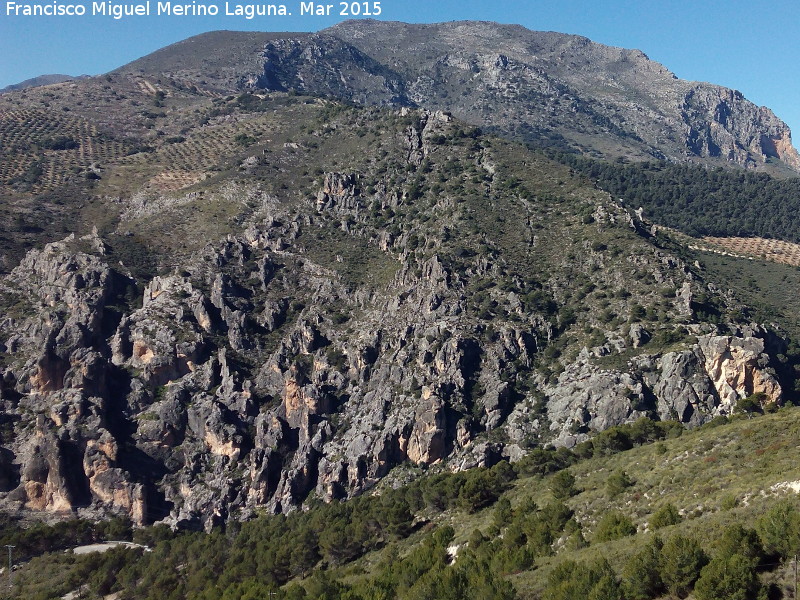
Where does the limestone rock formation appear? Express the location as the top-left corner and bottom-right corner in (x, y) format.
(0, 97), (793, 530)
(0, 211), (786, 529)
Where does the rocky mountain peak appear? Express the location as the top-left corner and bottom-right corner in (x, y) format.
(107, 20), (800, 170)
(268, 20), (799, 170)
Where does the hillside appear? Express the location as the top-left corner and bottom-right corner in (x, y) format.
(0, 86), (793, 530)
(5, 406), (800, 599)
(561, 156), (800, 243)
(3, 21), (799, 275)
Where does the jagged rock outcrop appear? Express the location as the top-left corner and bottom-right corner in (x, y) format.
(0, 102), (793, 530)
(680, 86), (800, 169)
(547, 329), (784, 446)
(1, 221), (785, 527)
(697, 333), (782, 407)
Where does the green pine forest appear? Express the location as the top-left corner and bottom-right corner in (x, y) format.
(557, 154), (800, 243)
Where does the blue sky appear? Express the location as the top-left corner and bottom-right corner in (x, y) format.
(1, 0), (799, 135)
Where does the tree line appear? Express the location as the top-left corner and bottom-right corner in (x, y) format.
(555, 155), (800, 243)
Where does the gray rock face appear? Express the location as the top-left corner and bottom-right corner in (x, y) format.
(0, 222), (784, 528)
(646, 349), (718, 424)
(546, 350), (650, 445)
(217, 21), (799, 170)
(547, 329), (783, 446)
(680, 86), (800, 169)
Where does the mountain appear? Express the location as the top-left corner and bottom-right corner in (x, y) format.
(0, 20), (798, 536)
(0, 74), (89, 93)
(0, 97), (791, 529)
(116, 30), (307, 90)
(117, 21), (800, 172)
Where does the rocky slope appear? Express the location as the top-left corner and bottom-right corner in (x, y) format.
(118, 20), (800, 171)
(0, 97), (791, 529)
(0, 74), (88, 94)
(2, 22), (797, 275)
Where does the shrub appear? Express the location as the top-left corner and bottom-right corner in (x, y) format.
(649, 504), (681, 530)
(621, 537), (663, 600)
(757, 500), (800, 559)
(714, 525), (763, 565)
(736, 392), (767, 417)
(234, 133), (256, 147)
(543, 558), (622, 600)
(492, 497), (513, 530)
(515, 448), (574, 477)
(458, 468), (506, 513)
(539, 500), (574, 533)
(593, 428), (633, 455)
(694, 554), (761, 600)
(549, 470), (577, 499)
(606, 470), (633, 498)
(594, 511), (636, 543)
(630, 304), (646, 321)
(41, 135), (79, 150)
(659, 535), (708, 598)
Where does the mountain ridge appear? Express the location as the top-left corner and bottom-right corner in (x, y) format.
(0, 74), (89, 93)
(112, 20), (800, 172)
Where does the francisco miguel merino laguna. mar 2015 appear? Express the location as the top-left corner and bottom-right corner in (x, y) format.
(5, 0), (382, 17)
(5, 0), (290, 18)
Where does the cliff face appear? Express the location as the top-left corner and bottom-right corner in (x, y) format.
(0, 216), (783, 529)
(546, 331), (783, 448)
(0, 105), (789, 528)
(679, 86), (800, 169)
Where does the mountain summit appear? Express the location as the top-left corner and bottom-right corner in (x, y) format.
(119, 20), (800, 171)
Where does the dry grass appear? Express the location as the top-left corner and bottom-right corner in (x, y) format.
(508, 407), (800, 598)
(146, 170), (207, 191)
